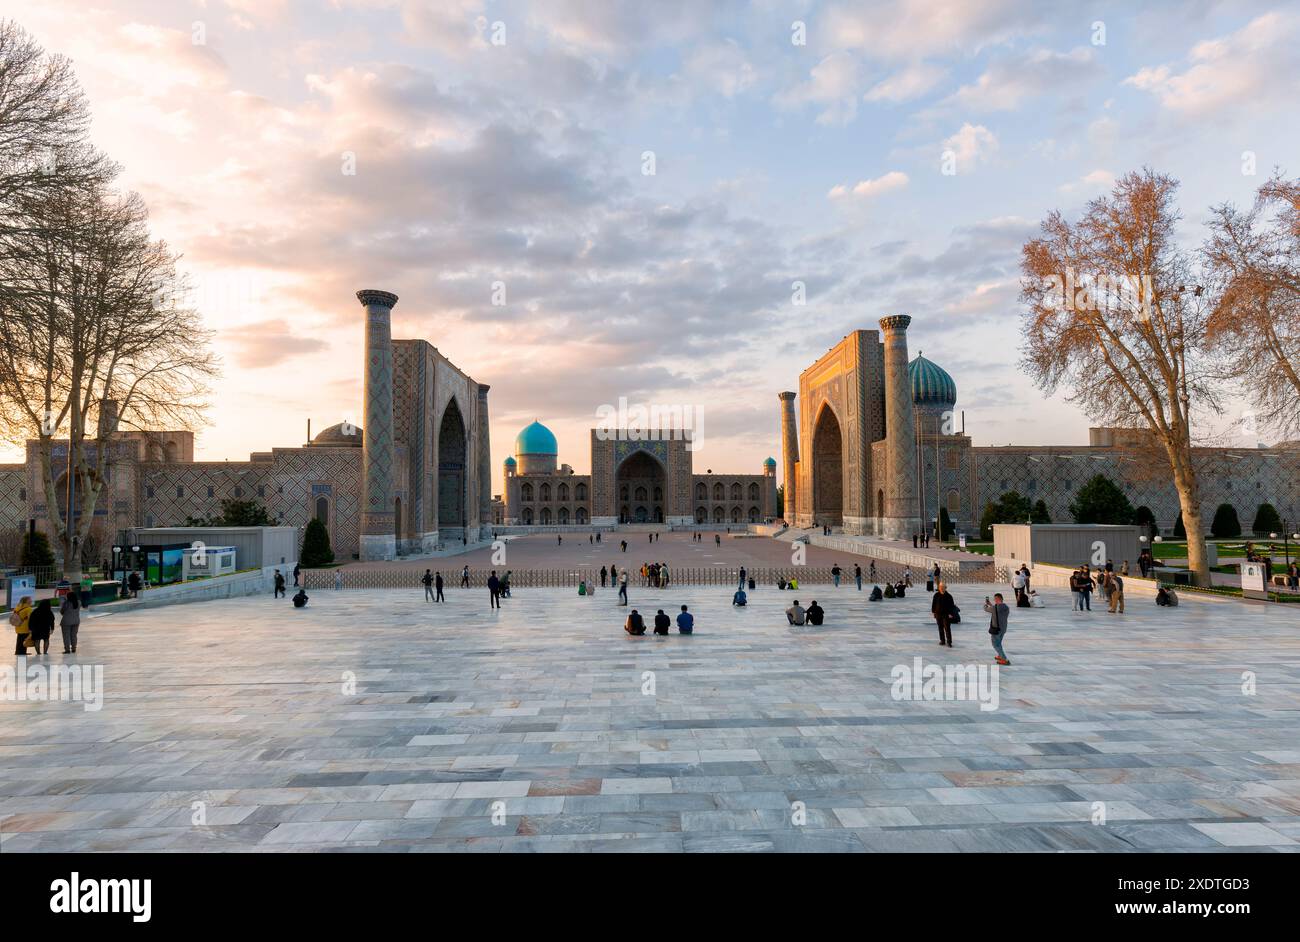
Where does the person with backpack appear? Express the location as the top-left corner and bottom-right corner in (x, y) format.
(273, 570), (286, 598)
(11, 595), (33, 654)
(59, 592), (81, 653)
(931, 581), (958, 647)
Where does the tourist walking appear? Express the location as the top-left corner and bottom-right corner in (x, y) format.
(1012, 567), (1026, 606)
(293, 562), (301, 587)
(501, 571), (512, 597)
(738, 566), (747, 590)
(868, 560), (877, 582)
(984, 592), (1010, 665)
(461, 565), (470, 588)
(618, 570), (628, 605)
(1107, 572), (1125, 614)
(1079, 568), (1093, 611)
(435, 571), (445, 602)
(487, 571), (501, 609)
(903, 566), (913, 588)
(59, 593), (81, 653)
(831, 564), (841, 587)
(855, 564), (862, 590)
(931, 581), (957, 647)
(274, 570), (286, 598)
(600, 565), (608, 587)
(422, 569), (435, 602)
(10, 595), (33, 654)
(28, 598), (54, 655)
(128, 571), (142, 597)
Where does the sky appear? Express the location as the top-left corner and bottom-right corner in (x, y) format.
(2, 0), (1296, 492)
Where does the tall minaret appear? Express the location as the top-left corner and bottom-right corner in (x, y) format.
(477, 383), (492, 537)
(778, 391), (799, 523)
(358, 289), (398, 560)
(879, 315), (922, 540)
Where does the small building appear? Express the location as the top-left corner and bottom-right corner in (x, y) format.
(993, 523), (1141, 569)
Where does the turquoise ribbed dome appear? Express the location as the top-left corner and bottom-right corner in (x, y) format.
(764, 457), (777, 467)
(909, 353), (956, 407)
(515, 420), (557, 456)
(503, 456), (516, 466)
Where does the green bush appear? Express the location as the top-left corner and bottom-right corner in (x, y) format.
(1133, 505), (1157, 537)
(1211, 503), (1241, 539)
(979, 491), (1033, 540)
(1069, 474), (1134, 525)
(300, 517), (334, 567)
(1252, 502), (1283, 536)
(1031, 499), (1052, 524)
(1174, 511), (1185, 538)
(21, 530), (55, 568)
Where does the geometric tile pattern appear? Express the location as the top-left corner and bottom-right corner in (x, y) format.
(4, 583), (1297, 852)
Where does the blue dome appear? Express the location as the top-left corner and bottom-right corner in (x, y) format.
(764, 457), (777, 467)
(515, 420), (557, 456)
(909, 353), (956, 407)
(503, 456), (516, 466)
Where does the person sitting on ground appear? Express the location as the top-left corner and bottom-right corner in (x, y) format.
(789, 576), (799, 590)
(624, 609), (646, 635)
(292, 588), (309, 608)
(1156, 586), (1179, 607)
(777, 577), (788, 590)
(676, 605), (694, 634)
(786, 600), (806, 625)
(806, 600), (824, 625)
(883, 582), (896, 599)
(653, 609), (671, 635)
(732, 587), (747, 606)
(894, 581), (907, 598)
(869, 585), (883, 602)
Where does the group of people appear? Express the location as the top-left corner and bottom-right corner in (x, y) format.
(1068, 563), (1126, 614)
(784, 599), (825, 625)
(638, 562), (672, 588)
(624, 604), (694, 635)
(930, 581), (1012, 665)
(9, 592), (83, 655)
(273, 569), (310, 607)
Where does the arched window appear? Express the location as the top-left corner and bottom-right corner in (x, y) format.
(620, 485), (629, 501)
(315, 496), (329, 528)
(540, 482), (551, 502)
(523, 507), (534, 525)
(575, 483), (587, 501)
(521, 482), (534, 502)
(748, 506), (760, 523)
(730, 482), (742, 501)
(713, 482), (724, 501)
(946, 489), (961, 513)
(164, 441), (179, 462)
(696, 482), (707, 501)
(731, 506), (742, 523)
(748, 482), (760, 501)
(653, 486), (662, 502)
(540, 507), (552, 524)
(713, 505), (725, 523)
(634, 486), (647, 501)
(558, 507), (569, 524)
(575, 507), (588, 524)
(558, 483), (569, 502)
(695, 506), (707, 523)
(148, 441), (164, 462)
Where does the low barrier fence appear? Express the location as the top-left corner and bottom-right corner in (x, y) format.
(302, 563), (1007, 590)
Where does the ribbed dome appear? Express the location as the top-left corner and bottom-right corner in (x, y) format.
(312, 422), (363, 446)
(764, 457), (777, 467)
(515, 420), (557, 456)
(503, 455), (517, 466)
(909, 353), (956, 408)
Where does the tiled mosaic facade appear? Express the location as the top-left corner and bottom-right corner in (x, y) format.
(501, 430), (778, 528)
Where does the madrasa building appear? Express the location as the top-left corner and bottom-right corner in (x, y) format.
(779, 315), (1300, 537)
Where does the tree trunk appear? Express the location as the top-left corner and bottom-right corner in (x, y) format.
(1171, 464), (1211, 587)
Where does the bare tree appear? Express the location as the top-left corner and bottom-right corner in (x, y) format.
(0, 22), (218, 583)
(1020, 169), (1219, 585)
(1204, 173), (1300, 440)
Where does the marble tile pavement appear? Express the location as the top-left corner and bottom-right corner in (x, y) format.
(2, 581), (1298, 853)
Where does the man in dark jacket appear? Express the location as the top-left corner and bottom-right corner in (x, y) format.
(653, 610), (671, 635)
(806, 601), (824, 625)
(435, 571), (445, 602)
(984, 592), (1010, 664)
(931, 581), (957, 646)
(274, 570), (286, 598)
(624, 609), (646, 635)
(487, 571), (501, 609)
(422, 569), (435, 602)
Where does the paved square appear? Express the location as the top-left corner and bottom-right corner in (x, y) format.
(2, 583), (1299, 852)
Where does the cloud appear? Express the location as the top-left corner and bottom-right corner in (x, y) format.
(683, 40), (756, 99)
(823, 0), (1050, 60)
(774, 51), (862, 125)
(220, 320), (331, 368)
(945, 47), (1102, 112)
(864, 62), (947, 103)
(1123, 11), (1300, 118)
(942, 123), (998, 169)
(828, 171), (910, 200)
(1059, 169), (1115, 194)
